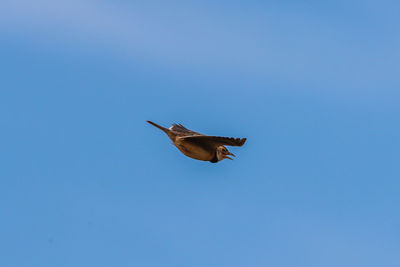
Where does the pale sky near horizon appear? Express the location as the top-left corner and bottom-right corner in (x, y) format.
(1, 1), (399, 266)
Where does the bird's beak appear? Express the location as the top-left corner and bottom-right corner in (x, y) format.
(226, 152), (235, 160)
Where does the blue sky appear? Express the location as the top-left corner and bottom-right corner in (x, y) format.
(1, 1), (399, 266)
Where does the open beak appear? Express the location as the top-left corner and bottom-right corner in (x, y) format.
(225, 152), (235, 160)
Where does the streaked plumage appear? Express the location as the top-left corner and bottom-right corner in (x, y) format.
(147, 121), (246, 163)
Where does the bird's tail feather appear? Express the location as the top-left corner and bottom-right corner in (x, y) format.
(147, 120), (178, 142)
(147, 120), (169, 134)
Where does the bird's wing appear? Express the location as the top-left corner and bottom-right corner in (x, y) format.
(181, 135), (246, 147)
(169, 123), (204, 136)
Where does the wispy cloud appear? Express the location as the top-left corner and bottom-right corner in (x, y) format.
(2, 0), (399, 93)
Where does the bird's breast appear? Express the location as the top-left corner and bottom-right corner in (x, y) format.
(174, 139), (214, 161)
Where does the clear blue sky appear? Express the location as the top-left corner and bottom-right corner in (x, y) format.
(1, 1), (399, 266)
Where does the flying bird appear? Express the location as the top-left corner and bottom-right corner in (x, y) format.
(147, 121), (246, 163)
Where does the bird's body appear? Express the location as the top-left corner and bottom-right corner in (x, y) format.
(174, 138), (217, 162)
(147, 121), (246, 163)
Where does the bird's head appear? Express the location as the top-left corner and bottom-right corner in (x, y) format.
(216, 146), (235, 161)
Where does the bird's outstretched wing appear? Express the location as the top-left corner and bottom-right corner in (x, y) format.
(169, 123), (203, 136)
(181, 135), (246, 147)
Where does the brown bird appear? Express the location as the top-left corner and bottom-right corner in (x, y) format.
(147, 121), (246, 163)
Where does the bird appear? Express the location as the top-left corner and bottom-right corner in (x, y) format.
(147, 121), (246, 163)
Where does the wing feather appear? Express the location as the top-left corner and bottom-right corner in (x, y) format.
(169, 123), (203, 136)
(181, 135), (246, 147)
